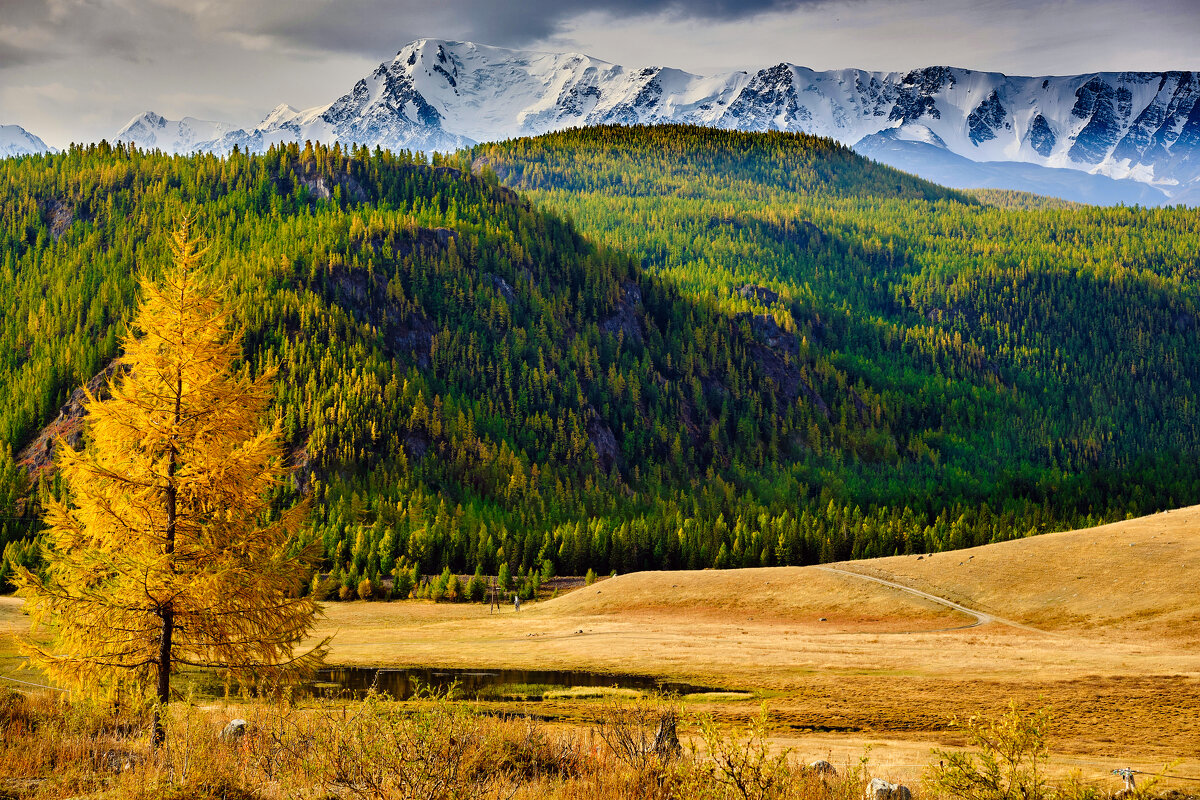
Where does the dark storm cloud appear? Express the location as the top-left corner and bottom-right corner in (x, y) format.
(239, 0), (825, 58)
(0, 0), (196, 68)
(6, 0), (815, 72)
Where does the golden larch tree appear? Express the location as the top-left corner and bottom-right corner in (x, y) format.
(18, 218), (327, 745)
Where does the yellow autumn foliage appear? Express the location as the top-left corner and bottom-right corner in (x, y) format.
(17, 218), (327, 725)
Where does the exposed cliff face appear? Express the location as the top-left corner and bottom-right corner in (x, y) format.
(1027, 114), (1057, 157)
(599, 281), (645, 348)
(323, 224), (459, 369)
(113, 41), (1200, 204)
(720, 64), (807, 131)
(967, 91), (1008, 145)
(17, 360), (127, 481)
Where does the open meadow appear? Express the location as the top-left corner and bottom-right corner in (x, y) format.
(297, 506), (1200, 788)
(3, 506), (1198, 795)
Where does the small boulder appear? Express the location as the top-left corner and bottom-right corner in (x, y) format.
(220, 718), (249, 743)
(868, 778), (911, 800)
(809, 759), (837, 777)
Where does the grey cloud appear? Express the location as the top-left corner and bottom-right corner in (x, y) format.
(0, 0), (53, 26)
(228, 0), (825, 59)
(0, 0), (198, 66)
(0, 40), (52, 70)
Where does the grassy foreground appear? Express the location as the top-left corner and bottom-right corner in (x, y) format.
(2, 686), (1193, 800)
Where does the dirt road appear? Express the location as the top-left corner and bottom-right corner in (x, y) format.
(815, 565), (1055, 635)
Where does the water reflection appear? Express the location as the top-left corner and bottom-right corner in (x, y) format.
(314, 666), (714, 700)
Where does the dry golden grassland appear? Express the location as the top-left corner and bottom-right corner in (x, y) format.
(295, 507), (1200, 785)
(840, 505), (1200, 639)
(2, 506), (1198, 795)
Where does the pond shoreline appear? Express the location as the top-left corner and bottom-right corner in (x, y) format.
(313, 665), (726, 700)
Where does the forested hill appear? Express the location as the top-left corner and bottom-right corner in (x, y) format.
(0, 138), (933, 587)
(2, 130), (1199, 593)
(474, 127), (1200, 534)
(475, 126), (967, 203)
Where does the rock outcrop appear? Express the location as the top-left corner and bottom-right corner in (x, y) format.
(16, 360), (127, 480)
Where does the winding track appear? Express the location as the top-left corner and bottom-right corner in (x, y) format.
(815, 565), (1055, 635)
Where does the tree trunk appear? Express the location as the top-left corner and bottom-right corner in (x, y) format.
(151, 466), (177, 747)
(151, 603), (173, 748)
(152, 370), (182, 749)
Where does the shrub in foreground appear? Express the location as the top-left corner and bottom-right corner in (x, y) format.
(0, 690), (1190, 800)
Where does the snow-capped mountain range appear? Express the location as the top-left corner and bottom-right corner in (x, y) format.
(112, 39), (1200, 204)
(113, 112), (243, 155)
(0, 124), (55, 158)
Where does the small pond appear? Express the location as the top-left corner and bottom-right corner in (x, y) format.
(313, 666), (718, 701)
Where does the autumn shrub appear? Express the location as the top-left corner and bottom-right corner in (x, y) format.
(924, 702), (1052, 800)
(680, 704), (797, 800)
(0, 688), (32, 731)
(300, 690), (496, 800)
(473, 716), (585, 781)
(0, 691), (147, 799)
(10, 688), (1168, 800)
(594, 695), (682, 785)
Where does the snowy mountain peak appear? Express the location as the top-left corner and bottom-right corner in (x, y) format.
(115, 112), (242, 154)
(0, 124), (55, 158)
(262, 104), (301, 126)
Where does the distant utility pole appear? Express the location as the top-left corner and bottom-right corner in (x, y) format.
(488, 576), (500, 614)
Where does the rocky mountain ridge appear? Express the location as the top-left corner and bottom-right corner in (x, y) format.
(114, 39), (1200, 204)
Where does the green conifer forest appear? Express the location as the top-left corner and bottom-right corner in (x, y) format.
(2, 127), (1198, 592)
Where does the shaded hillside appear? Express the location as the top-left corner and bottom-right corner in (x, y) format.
(475, 125), (1200, 536)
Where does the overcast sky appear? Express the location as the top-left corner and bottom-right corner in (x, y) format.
(3, 0), (1198, 149)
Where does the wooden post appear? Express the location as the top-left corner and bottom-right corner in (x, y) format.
(488, 577), (499, 614)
